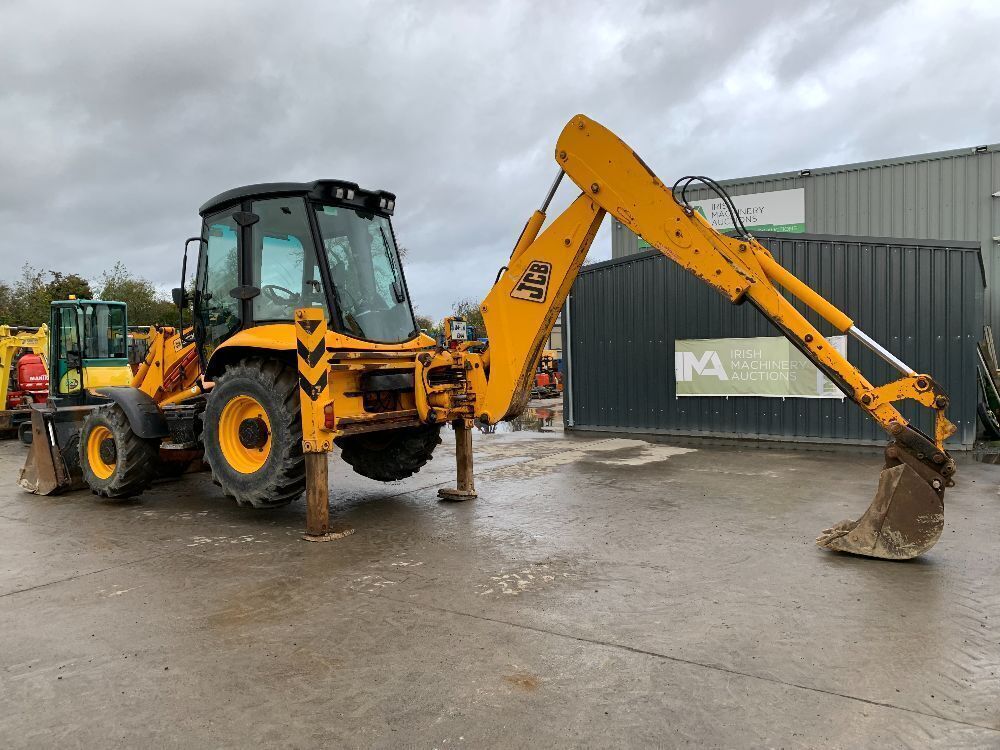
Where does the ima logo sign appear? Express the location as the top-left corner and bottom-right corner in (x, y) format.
(675, 351), (729, 381)
(510, 261), (552, 303)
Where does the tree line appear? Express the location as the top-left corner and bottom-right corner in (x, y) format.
(0, 262), (178, 328)
(0, 259), (487, 337)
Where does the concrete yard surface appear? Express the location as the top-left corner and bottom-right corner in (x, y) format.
(0, 422), (998, 748)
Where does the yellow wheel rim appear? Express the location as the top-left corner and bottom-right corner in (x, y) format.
(218, 394), (272, 474)
(87, 425), (116, 480)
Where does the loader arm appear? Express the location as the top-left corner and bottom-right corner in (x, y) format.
(477, 114), (955, 560)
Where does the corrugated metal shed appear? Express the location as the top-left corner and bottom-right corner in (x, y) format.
(611, 143), (1000, 331)
(566, 232), (984, 448)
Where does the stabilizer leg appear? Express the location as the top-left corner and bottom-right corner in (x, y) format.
(302, 452), (353, 542)
(295, 307), (353, 543)
(438, 418), (478, 502)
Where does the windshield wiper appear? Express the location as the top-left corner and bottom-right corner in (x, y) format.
(379, 225), (406, 303)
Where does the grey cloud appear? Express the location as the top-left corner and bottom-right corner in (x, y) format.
(1, 0), (996, 318)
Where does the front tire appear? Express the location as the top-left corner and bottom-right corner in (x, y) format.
(203, 358), (304, 508)
(80, 405), (159, 499)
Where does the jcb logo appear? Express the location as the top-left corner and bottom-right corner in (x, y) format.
(510, 261), (551, 303)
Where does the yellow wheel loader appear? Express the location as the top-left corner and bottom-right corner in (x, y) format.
(19, 298), (201, 496)
(21, 114), (955, 560)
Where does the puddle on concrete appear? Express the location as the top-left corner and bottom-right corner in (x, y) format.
(973, 441), (1000, 464)
(480, 399), (563, 435)
(481, 437), (696, 479)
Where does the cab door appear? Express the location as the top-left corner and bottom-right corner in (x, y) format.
(195, 210), (243, 364)
(51, 303), (85, 396)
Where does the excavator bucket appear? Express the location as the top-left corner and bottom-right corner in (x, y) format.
(17, 406), (84, 495)
(816, 461), (945, 560)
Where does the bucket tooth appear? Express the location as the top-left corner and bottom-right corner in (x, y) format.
(816, 462), (944, 560)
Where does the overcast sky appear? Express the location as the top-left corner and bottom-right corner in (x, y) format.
(2, 0), (998, 319)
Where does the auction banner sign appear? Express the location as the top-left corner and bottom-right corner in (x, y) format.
(689, 188), (805, 234)
(639, 189), (804, 250)
(674, 335), (846, 398)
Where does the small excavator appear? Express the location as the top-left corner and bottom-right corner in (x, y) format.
(20, 115), (955, 560)
(0, 324), (49, 441)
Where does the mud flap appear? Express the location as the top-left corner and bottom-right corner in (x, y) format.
(816, 462), (945, 560)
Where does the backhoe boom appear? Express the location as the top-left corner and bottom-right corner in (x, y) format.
(471, 114), (955, 560)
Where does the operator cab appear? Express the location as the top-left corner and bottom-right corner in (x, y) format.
(190, 180), (417, 364)
(49, 299), (132, 402)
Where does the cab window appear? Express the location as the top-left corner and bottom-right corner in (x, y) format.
(250, 198), (328, 322)
(83, 304), (126, 359)
(195, 212), (241, 360)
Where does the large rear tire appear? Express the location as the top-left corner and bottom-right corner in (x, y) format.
(336, 425), (442, 482)
(203, 358), (304, 508)
(80, 405), (159, 499)
(979, 402), (1000, 440)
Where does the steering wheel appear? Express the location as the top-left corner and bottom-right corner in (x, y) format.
(261, 284), (300, 307)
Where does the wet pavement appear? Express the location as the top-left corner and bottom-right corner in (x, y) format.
(1, 410), (999, 748)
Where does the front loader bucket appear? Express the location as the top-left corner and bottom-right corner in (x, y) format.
(816, 461), (945, 560)
(17, 407), (82, 495)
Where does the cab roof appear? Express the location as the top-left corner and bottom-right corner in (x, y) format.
(52, 299), (125, 306)
(198, 179), (397, 217)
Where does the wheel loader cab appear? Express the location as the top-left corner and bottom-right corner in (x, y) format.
(193, 180), (419, 371)
(48, 299), (132, 402)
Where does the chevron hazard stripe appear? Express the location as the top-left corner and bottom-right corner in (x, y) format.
(295, 311), (328, 402)
(296, 308), (331, 451)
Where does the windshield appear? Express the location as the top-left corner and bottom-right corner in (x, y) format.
(84, 304), (127, 358)
(57, 303), (127, 360)
(314, 204), (416, 343)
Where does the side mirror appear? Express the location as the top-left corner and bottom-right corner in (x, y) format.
(178, 236), (202, 332)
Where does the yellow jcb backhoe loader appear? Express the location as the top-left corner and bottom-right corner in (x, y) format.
(21, 115), (955, 560)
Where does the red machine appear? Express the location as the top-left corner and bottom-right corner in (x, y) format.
(531, 352), (563, 399)
(7, 353), (49, 409)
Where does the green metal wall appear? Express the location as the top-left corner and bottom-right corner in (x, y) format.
(567, 233), (984, 448)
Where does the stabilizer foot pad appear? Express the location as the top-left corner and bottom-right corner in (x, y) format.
(438, 488), (478, 502)
(303, 523), (355, 543)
